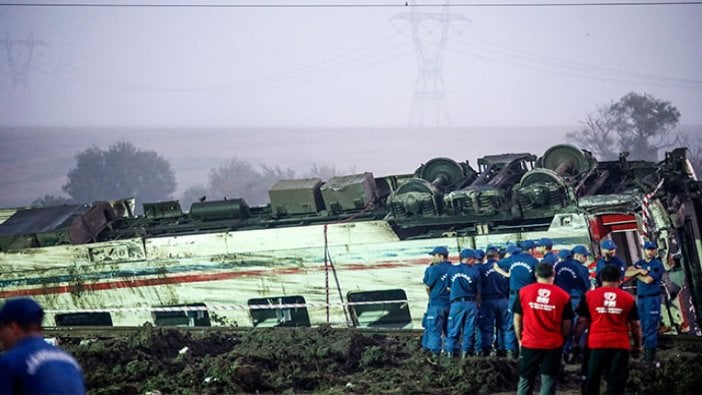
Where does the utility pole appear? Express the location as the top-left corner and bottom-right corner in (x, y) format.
(392, 2), (468, 128)
(1, 32), (48, 93)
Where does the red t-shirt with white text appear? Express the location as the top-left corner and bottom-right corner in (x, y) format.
(513, 283), (574, 349)
(576, 287), (638, 349)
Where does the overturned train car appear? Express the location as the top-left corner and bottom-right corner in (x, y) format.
(0, 144), (700, 335)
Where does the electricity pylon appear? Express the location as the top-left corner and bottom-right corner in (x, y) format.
(393, 3), (469, 128)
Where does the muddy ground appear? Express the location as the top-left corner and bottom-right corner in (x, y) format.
(58, 326), (702, 394)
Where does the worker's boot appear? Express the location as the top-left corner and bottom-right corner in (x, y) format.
(442, 351), (455, 363)
(461, 350), (474, 359)
(644, 348), (657, 364)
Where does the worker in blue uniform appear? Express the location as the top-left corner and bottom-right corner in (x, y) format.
(423, 246), (452, 356)
(444, 248), (482, 358)
(537, 237), (558, 266)
(595, 239), (627, 287)
(475, 249), (486, 263)
(625, 241), (664, 363)
(493, 241), (538, 357)
(0, 298), (86, 394)
(477, 245), (511, 357)
(554, 246), (591, 360)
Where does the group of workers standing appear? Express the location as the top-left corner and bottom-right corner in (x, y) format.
(422, 237), (665, 395)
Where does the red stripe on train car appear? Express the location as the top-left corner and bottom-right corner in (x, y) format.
(0, 257), (432, 298)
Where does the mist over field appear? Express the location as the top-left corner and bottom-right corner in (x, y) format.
(2, 125), (701, 209)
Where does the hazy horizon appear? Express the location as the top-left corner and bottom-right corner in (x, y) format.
(2, 124), (702, 209)
(1, 1), (701, 128)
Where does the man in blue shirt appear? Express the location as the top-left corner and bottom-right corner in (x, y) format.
(595, 239), (628, 287)
(444, 248), (482, 359)
(554, 246), (591, 360)
(422, 246), (452, 356)
(537, 238), (558, 266)
(625, 241), (665, 363)
(493, 241), (538, 358)
(477, 246), (511, 357)
(0, 298), (86, 395)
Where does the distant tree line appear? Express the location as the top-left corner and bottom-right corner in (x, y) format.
(32, 92), (701, 209)
(31, 141), (346, 210)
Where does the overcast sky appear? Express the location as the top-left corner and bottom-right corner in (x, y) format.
(0, 0), (701, 128)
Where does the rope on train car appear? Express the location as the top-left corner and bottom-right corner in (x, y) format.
(44, 298), (411, 314)
(323, 223), (351, 326)
(322, 201), (376, 326)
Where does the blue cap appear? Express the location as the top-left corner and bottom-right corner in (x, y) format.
(429, 246), (449, 256)
(572, 245), (590, 256)
(643, 241), (657, 250)
(601, 240), (617, 250)
(486, 245), (499, 253)
(557, 249), (572, 259)
(0, 298), (44, 326)
(539, 238), (553, 248)
(520, 240), (536, 250)
(475, 249), (486, 260)
(460, 248), (477, 259)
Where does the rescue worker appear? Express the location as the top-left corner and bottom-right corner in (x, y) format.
(0, 298), (86, 394)
(537, 238), (558, 266)
(513, 263), (574, 395)
(625, 241), (664, 363)
(521, 239), (539, 260)
(595, 240), (627, 287)
(423, 246), (452, 356)
(574, 265), (643, 395)
(493, 241), (538, 358)
(572, 245), (595, 290)
(554, 247), (590, 361)
(477, 245), (511, 357)
(444, 248), (482, 358)
(475, 249), (486, 263)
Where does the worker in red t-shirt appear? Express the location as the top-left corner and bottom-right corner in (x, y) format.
(574, 265), (643, 395)
(513, 263), (574, 395)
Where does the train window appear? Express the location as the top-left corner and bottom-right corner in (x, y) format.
(347, 289), (412, 329)
(152, 303), (211, 327)
(248, 295), (310, 328)
(55, 312), (113, 327)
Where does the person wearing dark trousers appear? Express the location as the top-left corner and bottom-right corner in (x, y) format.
(513, 263), (574, 395)
(625, 241), (664, 363)
(494, 241), (539, 358)
(477, 246), (511, 357)
(575, 265), (643, 395)
(423, 246), (452, 356)
(444, 248), (482, 359)
(555, 246), (591, 361)
(595, 240), (628, 288)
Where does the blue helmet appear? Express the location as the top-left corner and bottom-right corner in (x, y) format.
(643, 241), (657, 250)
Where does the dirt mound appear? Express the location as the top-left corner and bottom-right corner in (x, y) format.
(60, 327), (702, 394)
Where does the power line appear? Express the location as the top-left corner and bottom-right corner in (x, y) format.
(449, 34), (702, 88)
(1, 1), (702, 8)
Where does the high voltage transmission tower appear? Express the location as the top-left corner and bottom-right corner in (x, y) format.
(392, 3), (468, 128)
(1, 32), (48, 93)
